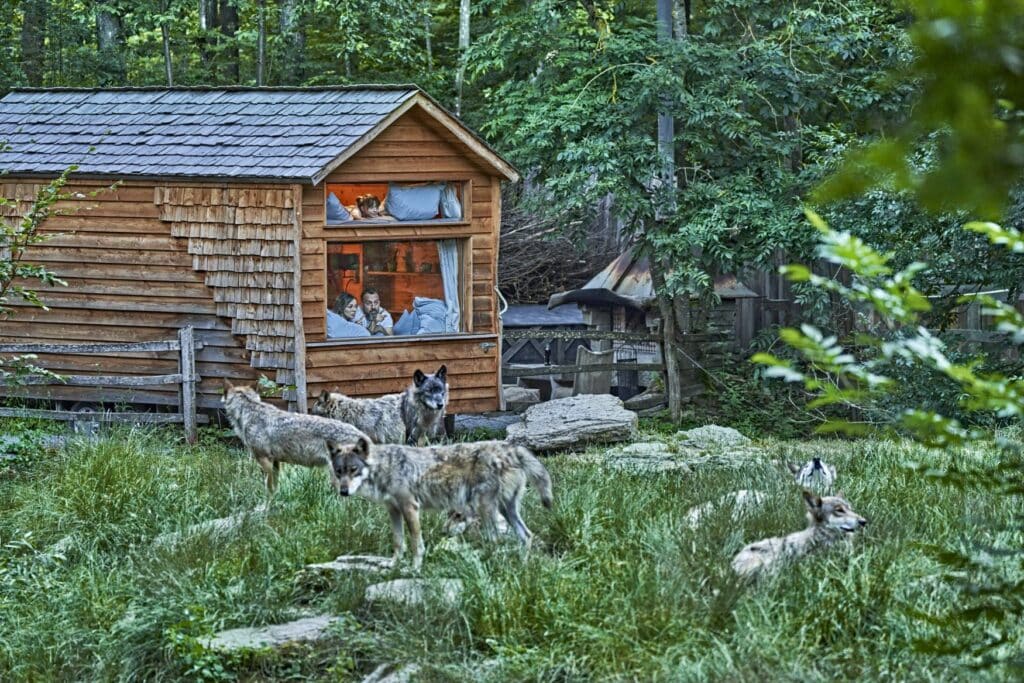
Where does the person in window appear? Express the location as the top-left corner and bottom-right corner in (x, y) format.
(327, 292), (369, 338)
(361, 288), (394, 336)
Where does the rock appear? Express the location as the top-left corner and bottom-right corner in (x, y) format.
(684, 489), (768, 529)
(306, 555), (394, 574)
(364, 578), (463, 609)
(454, 413), (522, 436)
(361, 663), (422, 683)
(603, 442), (691, 474)
(623, 390), (667, 411)
(153, 503), (268, 547)
(505, 394), (638, 451)
(676, 425), (751, 450)
(201, 615), (341, 652)
(502, 385), (541, 412)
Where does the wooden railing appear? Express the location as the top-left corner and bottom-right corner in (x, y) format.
(0, 327), (206, 443)
(501, 328), (672, 379)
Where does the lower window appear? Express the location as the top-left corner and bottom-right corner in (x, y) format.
(325, 239), (464, 338)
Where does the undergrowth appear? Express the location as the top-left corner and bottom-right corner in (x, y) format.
(0, 419), (1020, 681)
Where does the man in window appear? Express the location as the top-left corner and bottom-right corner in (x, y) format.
(361, 288), (394, 336)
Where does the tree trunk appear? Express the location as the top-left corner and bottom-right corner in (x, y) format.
(159, 0), (173, 86)
(650, 251), (684, 420)
(198, 0), (216, 72)
(256, 0), (266, 85)
(94, 0), (126, 85)
(424, 8), (433, 72)
(278, 0), (305, 84)
(219, 0), (240, 83)
(21, 0), (47, 86)
(455, 0), (470, 116)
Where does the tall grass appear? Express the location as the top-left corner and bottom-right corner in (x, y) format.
(0, 422), (1020, 681)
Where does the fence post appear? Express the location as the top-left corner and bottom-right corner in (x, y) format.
(178, 326), (197, 444)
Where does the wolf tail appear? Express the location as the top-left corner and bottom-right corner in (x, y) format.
(517, 447), (553, 508)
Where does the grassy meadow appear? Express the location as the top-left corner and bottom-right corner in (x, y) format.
(0, 419), (1021, 681)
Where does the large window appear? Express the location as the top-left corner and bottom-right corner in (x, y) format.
(325, 239), (466, 339)
(325, 181), (467, 225)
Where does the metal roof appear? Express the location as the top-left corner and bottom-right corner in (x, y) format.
(548, 246), (758, 310)
(0, 86), (518, 183)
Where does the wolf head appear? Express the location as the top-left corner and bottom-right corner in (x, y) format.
(789, 456), (837, 493)
(411, 365), (449, 411)
(311, 389), (339, 417)
(328, 437), (372, 497)
(221, 379), (261, 410)
(802, 490), (867, 534)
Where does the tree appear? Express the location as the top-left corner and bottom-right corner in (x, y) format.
(94, 0), (127, 85)
(20, 0), (48, 87)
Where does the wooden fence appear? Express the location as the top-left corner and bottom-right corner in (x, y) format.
(501, 329), (665, 379)
(0, 327), (206, 443)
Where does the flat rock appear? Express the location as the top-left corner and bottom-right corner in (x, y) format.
(602, 440), (689, 473)
(676, 425), (751, 450)
(153, 503), (268, 547)
(364, 578), (463, 608)
(684, 489), (768, 529)
(505, 394), (637, 451)
(624, 391), (667, 411)
(306, 555), (394, 573)
(361, 663), (422, 683)
(502, 385), (541, 412)
(454, 412), (522, 435)
(201, 615), (340, 652)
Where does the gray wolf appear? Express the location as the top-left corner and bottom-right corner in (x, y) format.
(311, 365), (449, 445)
(328, 437), (553, 569)
(731, 490), (867, 578)
(788, 457), (837, 494)
(402, 365), (449, 445)
(312, 390), (406, 444)
(222, 381), (370, 494)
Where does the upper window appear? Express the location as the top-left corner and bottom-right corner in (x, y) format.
(325, 239), (465, 339)
(325, 181), (467, 225)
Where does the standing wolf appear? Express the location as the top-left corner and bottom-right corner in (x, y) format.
(312, 365), (449, 446)
(328, 437), (553, 568)
(222, 381), (369, 494)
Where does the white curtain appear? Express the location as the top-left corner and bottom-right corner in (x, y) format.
(437, 239), (461, 333)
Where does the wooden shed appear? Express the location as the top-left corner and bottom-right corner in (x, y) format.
(0, 86), (519, 415)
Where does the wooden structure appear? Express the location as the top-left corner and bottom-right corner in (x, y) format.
(0, 87), (518, 414)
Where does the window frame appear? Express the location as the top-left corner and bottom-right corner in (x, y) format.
(319, 234), (476, 344)
(322, 179), (472, 229)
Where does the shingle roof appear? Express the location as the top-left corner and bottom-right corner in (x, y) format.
(0, 86), (426, 182)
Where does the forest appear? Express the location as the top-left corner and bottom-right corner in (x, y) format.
(2, 0), (1024, 680)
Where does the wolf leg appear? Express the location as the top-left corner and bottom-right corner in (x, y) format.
(501, 498), (533, 548)
(388, 504), (405, 564)
(256, 456), (277, 494)
(400, 500), (424, 569)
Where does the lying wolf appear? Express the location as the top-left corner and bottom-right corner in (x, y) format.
(312, 365), (450, 446)
(328, 436), (553, 569)
(222, 381), (369, 494)
(731, 490), (867, 579)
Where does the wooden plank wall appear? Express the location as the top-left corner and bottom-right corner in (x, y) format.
(301, 108), (502, 411)
(0, 180), (270, 410)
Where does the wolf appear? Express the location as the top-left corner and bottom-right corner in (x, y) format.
(311, 365), (450, 446)
(311, 390), (406, 444)
(328, 436), (553, 569)
(788, 457), (837, 494)
(731, 490), (867, 579)
(222, 381), (370, 494)
(400, 365), (449, 446)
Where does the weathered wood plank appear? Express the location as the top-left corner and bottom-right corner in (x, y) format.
(503, 362), (664, 378)
(0, 407), (209, 424)
(0, 340), (198, 353)
(502, 329), (664, 342)
(179, 326), (198, 443)
(18, 373), (186, 386)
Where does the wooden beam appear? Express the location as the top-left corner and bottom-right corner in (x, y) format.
(290, 183), (308, 412)
(178, 326), (198, 443)
(0, 340), (204, 353)
(18, 373), (186, 386)
(0, 408), (209, 424)
(503, 362), (664, 378)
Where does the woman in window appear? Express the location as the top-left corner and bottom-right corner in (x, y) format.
(327, 292), (369, 337)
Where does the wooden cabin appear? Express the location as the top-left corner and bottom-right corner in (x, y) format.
(0, 86), (519, 415)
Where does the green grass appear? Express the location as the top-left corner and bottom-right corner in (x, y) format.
(0, 421), (1021, 681)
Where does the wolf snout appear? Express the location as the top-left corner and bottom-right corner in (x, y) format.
(859, 518), (868, 527)
(339, 489), (350, 497)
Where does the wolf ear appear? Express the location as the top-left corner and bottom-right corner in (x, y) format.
(835, 490), (845, 499)
(436, 364), (447, 381)
(222, 378), (234, 392)
(319, 390), (330, 401)
(802, 490), (821, 509)
(354, 437), (370, 457)
(787, 461), (800, 475)
(413, 369), (426, 386)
